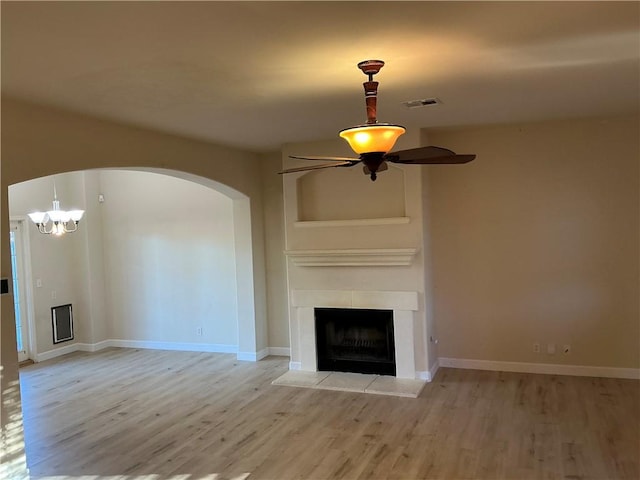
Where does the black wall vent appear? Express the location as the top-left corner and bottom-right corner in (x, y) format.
(52, 304), (74, 344)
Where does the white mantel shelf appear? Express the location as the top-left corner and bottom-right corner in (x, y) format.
(294, 217), (410, 228)
(284, 248), (418, 267)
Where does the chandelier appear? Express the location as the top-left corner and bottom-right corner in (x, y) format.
(27, 185), (84, 236)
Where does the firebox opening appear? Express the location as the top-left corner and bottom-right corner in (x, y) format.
(315, 307), (396, 376)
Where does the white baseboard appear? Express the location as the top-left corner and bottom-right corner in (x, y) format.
(109, 339), (238, 354)
(416, 358), (440, 382)
(36, 343), (79, 362)
(36, 339), (238, 362)
(268, 347), (291, 357)
(35, 340), (290, 364)
(429, 358), (440, 381)
(81, 340), (112, 352)
(438, 357), (640, 380)
(37, 345), (635, 380)
(237, 348), (266, 361)
(238, 347), (292, 361)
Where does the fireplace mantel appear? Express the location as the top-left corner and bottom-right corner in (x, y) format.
(285, 248), (418, 267)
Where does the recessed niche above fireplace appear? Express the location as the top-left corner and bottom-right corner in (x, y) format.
(296, 165), (406, 222)
(315, 308), (396, 376)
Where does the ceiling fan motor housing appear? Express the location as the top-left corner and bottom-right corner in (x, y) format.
(360, 152), (387, 181)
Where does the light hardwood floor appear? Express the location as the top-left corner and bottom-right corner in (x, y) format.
(20, 348), (639, 480)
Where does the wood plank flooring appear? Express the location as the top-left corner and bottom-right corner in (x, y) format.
(20, 348), (639, 479)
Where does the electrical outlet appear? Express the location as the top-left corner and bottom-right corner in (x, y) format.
(563, 344), (571, 354)
(51, 290), (57, 300)
(196, 327), (203, 336)
(547, 343), (556, 355)
(533, 343), (540, 353)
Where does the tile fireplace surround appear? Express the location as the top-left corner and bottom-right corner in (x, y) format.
(289, 289), (419, 379)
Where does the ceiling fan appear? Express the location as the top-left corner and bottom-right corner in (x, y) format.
(280, 60), (476, 181)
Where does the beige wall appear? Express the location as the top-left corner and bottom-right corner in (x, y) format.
(99, 170), (239, 345)
(78, 170), (108, 345)
(260, 152), (289, 349)
(421, 168), (438, 367)
(426, 115), (639, 368)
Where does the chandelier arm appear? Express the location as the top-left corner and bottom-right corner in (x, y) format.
(63, 221), (79, 233)
(39, 222), (54, 235)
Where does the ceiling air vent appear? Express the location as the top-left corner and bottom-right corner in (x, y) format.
(402, 98), (441, 109)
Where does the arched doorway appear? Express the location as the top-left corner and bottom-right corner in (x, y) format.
(1, 98), (270, 478)
(7, 168), (258, 361)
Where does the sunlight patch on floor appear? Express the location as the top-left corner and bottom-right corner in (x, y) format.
(31, 474), (250, 480)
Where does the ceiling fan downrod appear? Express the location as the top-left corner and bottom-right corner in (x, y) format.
(357, 59), (385, 124)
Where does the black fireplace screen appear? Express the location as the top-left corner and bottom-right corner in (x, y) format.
(315, 307), (396, 376)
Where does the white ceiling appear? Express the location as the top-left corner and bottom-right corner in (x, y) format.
(2, 1), (639, 152)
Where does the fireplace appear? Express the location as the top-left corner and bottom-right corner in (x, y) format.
(291, 289), (419, 379)
(315, 308), (396, 376)
(282, 137), (433, 383)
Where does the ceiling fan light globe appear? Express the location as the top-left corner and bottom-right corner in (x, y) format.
(339, 124), (405, 155)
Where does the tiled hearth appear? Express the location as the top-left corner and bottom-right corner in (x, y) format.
(272, 370), (426, 398)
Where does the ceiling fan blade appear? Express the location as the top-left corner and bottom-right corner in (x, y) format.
(386, 146), (475, 164)
(279, 160), (359, 175)
(386, 146), (455, 162)
(389, 154), (476, 165)
(289, 155), (360, 162)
